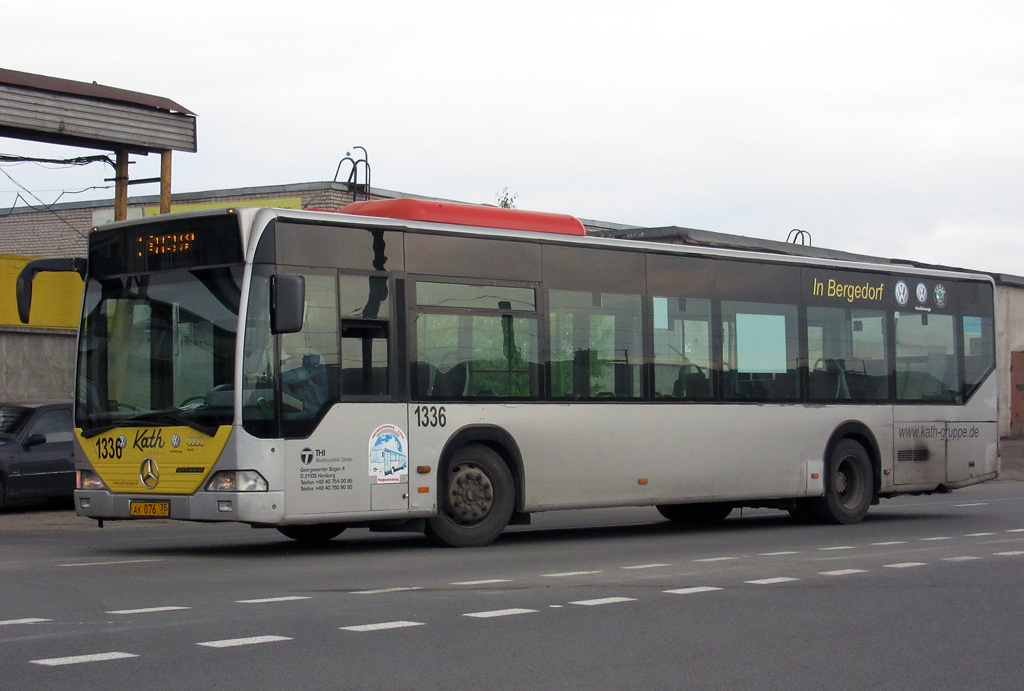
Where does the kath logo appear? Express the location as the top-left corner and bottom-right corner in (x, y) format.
(133, 429), (165, 451)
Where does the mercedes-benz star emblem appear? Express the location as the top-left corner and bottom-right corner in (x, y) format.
(140, 458), (160, 489)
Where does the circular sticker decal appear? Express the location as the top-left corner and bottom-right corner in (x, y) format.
(894, 281), (909, 306)
(916, 282), (928, 304)
(934, 284), (947, 308)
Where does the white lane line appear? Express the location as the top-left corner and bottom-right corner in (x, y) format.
(818, 546), (855, 551)
(921, 537), (953, 541)
(759, 551), (798, 556)
(955, 503), (988, 507)
(0, 617), (51, 626)
(693, 557), (738, 563)
(943, 556), (982, 562)
(197, 635), (292, 648)
(451, 579), (512, 585)
(32, 652), (137, 666)
(463, 608), (537, 618)
(884, 562), (927, 569)
(541, 571), (602, 578)
(622, 563), (671, 570)
(964, 532), (996, 537)
(871, 541), (907, 546)
(236, 596), (312, 604)
(571, 597), (637, 606)
(664, 586), (722, 595)
(746, 577), (799, 585)
(994, 551), (1024, 556)
(819, 569), (868, 576)
(341, 621), (425, 632)
(351, 587), (422, 595)
(59, 559), (162, 568)
(107, 606), (190, 615)
(1005, 529), (1024, 533)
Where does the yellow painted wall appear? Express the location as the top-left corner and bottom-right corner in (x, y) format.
(143, 197), (302, 216)
(0, 255), (83, 328)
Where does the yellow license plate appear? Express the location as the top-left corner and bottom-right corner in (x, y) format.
(129, 501), (170, 517)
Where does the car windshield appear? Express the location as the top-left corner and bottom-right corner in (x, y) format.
(76, 266), (243, 436)
(0, 406), (29, 441)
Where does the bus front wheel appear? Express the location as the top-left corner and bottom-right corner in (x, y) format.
(276, 523), (346, 543)
(801, 439), (873, 525)
(425, 444), (514, 547)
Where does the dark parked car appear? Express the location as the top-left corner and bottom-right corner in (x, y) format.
(0, 402), (75, 508)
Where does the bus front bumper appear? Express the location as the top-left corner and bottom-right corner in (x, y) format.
(74, 489), (284, 523)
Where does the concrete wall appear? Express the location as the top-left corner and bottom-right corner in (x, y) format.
(0, 325), (75, 401)
(997, 282), (1024, 438)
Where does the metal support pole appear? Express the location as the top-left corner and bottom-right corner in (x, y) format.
(160, 150), (172, 214)
(114, 149), (129, 221)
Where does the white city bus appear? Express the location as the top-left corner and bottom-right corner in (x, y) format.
(17, 200), (999, 546)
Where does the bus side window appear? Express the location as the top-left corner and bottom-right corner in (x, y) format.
(341, 321), (389, 396)
(894, 312), (958, 402)
(651, 296), (712, 399)
(280, 272), (340, 422)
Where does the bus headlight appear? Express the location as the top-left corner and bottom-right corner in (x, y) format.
(77, 470), (106, 490)
(205, 471), (268, 492)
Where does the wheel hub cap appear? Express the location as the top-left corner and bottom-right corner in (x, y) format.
(448, 464), (494, 526)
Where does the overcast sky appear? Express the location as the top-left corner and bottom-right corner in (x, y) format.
(3, 1), (1023, 275)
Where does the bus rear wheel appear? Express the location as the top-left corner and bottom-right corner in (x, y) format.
(276, 523), (346, 543)
(802, 439), (873, 525)
(656, 502), (733, 525)
(425, 444), (514, 547)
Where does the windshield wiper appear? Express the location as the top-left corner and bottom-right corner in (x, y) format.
(81, 410), (219, 439)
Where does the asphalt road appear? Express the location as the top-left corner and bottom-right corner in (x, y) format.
(3, 481), (1024, 691)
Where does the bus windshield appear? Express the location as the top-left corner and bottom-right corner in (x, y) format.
(76, 266), (243, 436)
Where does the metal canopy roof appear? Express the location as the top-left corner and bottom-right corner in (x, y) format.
(0, 68), (196, 153)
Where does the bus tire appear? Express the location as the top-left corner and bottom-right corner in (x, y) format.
(425, 443), (514, 547)
(276, 523), (346, 543)
(656, 502), (733, 525)
(0, 478), (7, 510)
(806, 439), (873, 524)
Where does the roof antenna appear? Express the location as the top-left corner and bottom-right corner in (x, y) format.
(786, 228), (812, 246)
(333, 146), (371, 201)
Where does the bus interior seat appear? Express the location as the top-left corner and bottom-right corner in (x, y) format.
(672, 365), (710, 398)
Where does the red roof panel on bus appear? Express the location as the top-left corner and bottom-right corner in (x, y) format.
(338, 198), (586, 236)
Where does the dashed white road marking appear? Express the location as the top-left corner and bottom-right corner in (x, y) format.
(871, 541), (907, 546)
(464, 608), (538, 618)
(1005, 529), (1024, 533)
(0, 617), (50, 626)
(341, 621), (425, 632)
(59, 559), (162, 568)
(541, 570), (602, 578)
(819, 569), (868, 576)
(693, 557), (738, 563)
(884, 562), (927, 569)
(664, 586), (722, 595)
(622, 563), (671, 570)
(745, 577), (799, 585)
(964, 532), (996, 537)
(197, 635), (292, 648)
(352, 587), (422, 594)
(451, 579), (512, 585)
(818, 546), (855, 551)
(31, 652), (138, 666)
(921, 536), (953, 541)
(236, 596), (312, 604)
(955, 503), (988, 507)
(994, 551), (1024, 556)
(943, 556), (982, 562)
(570, 597), (637, 606)
(758, 551), (798, 556)
(107, 606), (190, 615)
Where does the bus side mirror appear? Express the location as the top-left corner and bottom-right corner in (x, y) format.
(16, 257), (87, 324)
(271, 274), (305, 334)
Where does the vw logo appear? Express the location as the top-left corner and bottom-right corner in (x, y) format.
(139, 458), (160, 489)
(171, 434), (181, 448)
(300, 448), (314, 465)
(916, 282), (928, 304)
(894, 281), (909, 306)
